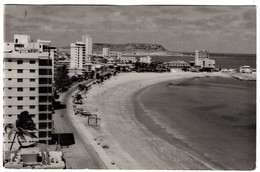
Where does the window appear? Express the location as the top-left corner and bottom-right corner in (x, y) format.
(30, 106), (35, 109)
(43, 45), (49, 52)
(8, 69), (12, 71)
(30, 78), (35, 82)
(48, 122), (52, 129)
(17, 69), (23, 73)
(17, 97), (23, 101)
(15, 39), (18, 43)
(39, 69), (52, 75)
(39, 59), (52, 66)
(30, 87), (35, 91)
(17, 106), (23, 110)
(8, 114), (12, 117)
(39, 87), (52, 93)
(39, 78), (52, 84)
(30, 60), (35, 64)
(17, 88), (23, 92)
(39, 123), (47, 129)
(8, 60), (12, 62)
(39, 105), (52, 111)
(30, 114), (35, 118)
(15, 44), (24, 48)
(30, 97), (35, 100)
(39, 96), (52, 102)
(30, 69), (35, 73)
(8, 106), (12, 108)
(39, 113), (47, 120)
(17, 78), (23, 82)
(39, 113), (52, 120)
(17, 60), (23, 64)
(8, 78), (12, 81)
(8, 87), (12, 90)
(39, 131), (47, 138)
(8, 97), (12, 99)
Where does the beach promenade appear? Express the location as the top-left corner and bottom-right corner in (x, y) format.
(63, 71), (231, 169)
(52, 80), (107, 169)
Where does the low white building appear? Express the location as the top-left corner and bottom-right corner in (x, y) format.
(140, 56), (152, 64)
(166, 60), (189, 68)
(120, 56), (137, 63)
(194, 50), (215, 69)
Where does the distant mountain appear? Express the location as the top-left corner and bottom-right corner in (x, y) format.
(93, 43), (168, 53)
(58, 43), (168, 54)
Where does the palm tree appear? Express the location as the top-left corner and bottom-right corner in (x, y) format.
(4, 111), (38, 151)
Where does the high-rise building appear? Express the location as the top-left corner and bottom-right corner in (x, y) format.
(3, 34), (54, 151)
(82, 34), (93, 55)
(102, 47), (110, 57)
(194, 49), (215, 69)
(70, 35), (93, 75)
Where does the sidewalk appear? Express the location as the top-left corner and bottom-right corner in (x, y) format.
(52, 80), (107, 169)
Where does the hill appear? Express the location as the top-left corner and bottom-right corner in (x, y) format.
(93, 43), (167, 53)
(58, 43), (168, 55)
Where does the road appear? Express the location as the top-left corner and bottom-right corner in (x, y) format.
(53, 80), (107, 169)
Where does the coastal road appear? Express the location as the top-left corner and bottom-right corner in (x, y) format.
(53, 80), (107, 169)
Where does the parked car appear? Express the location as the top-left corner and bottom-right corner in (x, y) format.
(239, 66), (252, 73)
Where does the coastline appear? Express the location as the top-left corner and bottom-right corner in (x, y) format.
(134, 76), (256, 170)
(72, 72), (231, 169)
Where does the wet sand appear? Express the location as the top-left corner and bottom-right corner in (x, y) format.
(71, 72), (231, 169)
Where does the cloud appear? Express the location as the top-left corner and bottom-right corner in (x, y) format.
(242, 9), (256, 29)
(193, 6), (226, 13)
(3, 5), (256, 53)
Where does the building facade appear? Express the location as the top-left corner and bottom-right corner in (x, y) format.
(194, 50), (215, 69)
(102, 47), (110, 57)
(82, 34), (93, 55)
(140, 56), (152, 64)
(3, 34), (54, 151)
(70, 35), (93, 75)
(166, 60), (189, 68)
(120, 56), (137, 63)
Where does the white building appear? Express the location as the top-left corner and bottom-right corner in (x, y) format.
(3, 34), (54, 151)
(70, 35), (93, 75)
(140, 56), (152, 64)
(117, 53), (122, 60)
(102, 47), (110, 57)
(120, 56), (137, 63)
(194, 50), (215, 69)
(82, 34), (93, 55)
(166, 60), (189, 68)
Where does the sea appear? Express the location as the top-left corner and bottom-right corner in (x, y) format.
(135, 76), (256, 170)
(149, 54), (256, 69)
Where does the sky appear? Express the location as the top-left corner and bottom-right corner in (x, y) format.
(3, 5), (256, 54)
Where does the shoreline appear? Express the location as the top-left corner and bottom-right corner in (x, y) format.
(72, 72), (231, 169)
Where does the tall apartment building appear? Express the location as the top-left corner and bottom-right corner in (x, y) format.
(70, 35), (93, 75)
(82, 34), (93, 55)
(194, 49), (215, 69)
(3, 34), (54, 151)
(102, 47), (110, 57)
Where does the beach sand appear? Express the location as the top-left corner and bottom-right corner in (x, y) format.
(70, 71), (230, 169)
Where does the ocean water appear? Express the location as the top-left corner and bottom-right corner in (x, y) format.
(150, 54), (256, 69)
(135, 77), (256, 170)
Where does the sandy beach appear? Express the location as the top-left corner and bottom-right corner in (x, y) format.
(69, 71), (232, 169)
